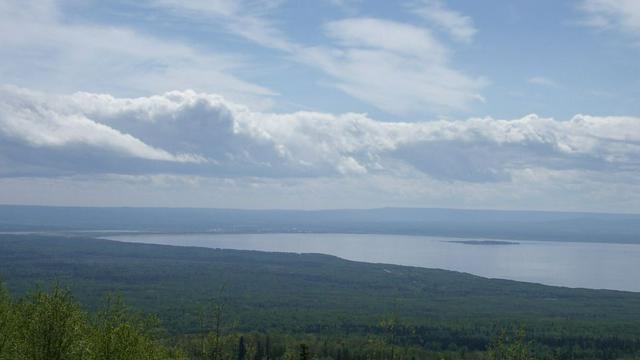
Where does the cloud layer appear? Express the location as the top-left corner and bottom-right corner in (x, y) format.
(1, 86), (638, 184)
(410, 0), (477, 43)
(299, 17), (484, 114)
(0, 0), (276, 107)
(581, 0), (640, 41)
(0, 1), (637, 211)
(146, 0), (485, 115)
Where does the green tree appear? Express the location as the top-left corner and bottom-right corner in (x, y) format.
(16, 286), (89, 360)
(487, 327), (532, 360)
(237, 336), (246, 360)
(0, 284), (17, 360)
(253, 337), (264, 360)
(209, 285), (228, 360)
(1, 284), (184, 360)
(91, 294), (177, 360)
(299, 343), (309, 360)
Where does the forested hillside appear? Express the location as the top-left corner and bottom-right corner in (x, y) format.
(1, 234), (640, 359)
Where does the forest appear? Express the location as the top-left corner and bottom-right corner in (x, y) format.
(0, 283), (546, 360)
(1, 234), (640, 359)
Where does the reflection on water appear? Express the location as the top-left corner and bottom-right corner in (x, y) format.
(104, 233), (640, 292)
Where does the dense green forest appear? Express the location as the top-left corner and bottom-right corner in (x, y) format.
(1, 234), (640, 359)
(0, 284), (539, 359)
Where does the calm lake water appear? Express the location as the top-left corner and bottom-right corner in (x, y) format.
(105, 233), (640, 292)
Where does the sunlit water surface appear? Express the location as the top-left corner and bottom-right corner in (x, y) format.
(104, 233), (640, 292)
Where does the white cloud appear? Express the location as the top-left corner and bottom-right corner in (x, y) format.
(528, 76), (560, 87)
(410, 0), (477, 43)
(1, 86), (639, 211)
(324, 18), (448, 60)
(298, 18), (485, 114)
(0, 2), (636, 211)
(1, 87), (639, 184)
(0, 86), (203, 164)
(149, 0), (295, 51)
(0, 0), (275, 106)
(145, 1), (485, 114)
(580, 0), (640, 42)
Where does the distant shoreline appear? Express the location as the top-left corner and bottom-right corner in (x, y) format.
(447, 240), (520, 245)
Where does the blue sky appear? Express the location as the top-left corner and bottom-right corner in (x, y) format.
(0, 0), (639, 212)
(13, 0), (640, 120)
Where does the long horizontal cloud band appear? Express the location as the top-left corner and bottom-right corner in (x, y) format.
(0, 86), (638, 182)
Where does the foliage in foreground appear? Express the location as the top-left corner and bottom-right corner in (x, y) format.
(0, 284), (185, 360)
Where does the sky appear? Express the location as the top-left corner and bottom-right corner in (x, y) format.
(0, 0), (639, 212)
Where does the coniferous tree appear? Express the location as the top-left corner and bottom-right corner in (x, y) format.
(265, 336), (271, 360)
(0, 284), (16, 360)
(253, 338), (263, 360)
(238, 336), (246, 360)
(299, 343), (309, 360)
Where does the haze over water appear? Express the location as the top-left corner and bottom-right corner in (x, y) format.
(106, 233), (640, 292)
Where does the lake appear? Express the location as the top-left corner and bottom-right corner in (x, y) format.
(104, 233), (640, 292)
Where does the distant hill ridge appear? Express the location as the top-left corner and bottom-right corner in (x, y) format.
(0, 205), (639, 243)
